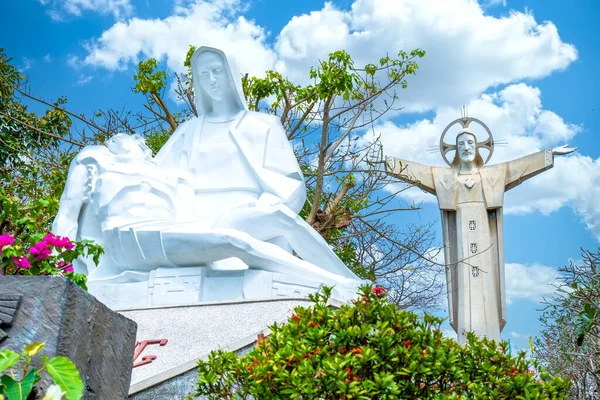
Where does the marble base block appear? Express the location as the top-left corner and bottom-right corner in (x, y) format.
(124, 297), (331, 398)
(89, 266), (330, 310)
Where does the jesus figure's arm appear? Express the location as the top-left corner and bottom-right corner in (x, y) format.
(504, 149), (555, 191)
(385, 155), (436, 194)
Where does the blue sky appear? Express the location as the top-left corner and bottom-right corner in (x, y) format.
(4, 0), (600, 352)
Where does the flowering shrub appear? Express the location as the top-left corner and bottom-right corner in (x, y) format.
(192, 286), (570, 399)
(0, 232), (102, 290)
(0, 186), (103, 289)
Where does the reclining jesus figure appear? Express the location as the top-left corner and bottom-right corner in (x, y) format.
(52, 46), (362, 308)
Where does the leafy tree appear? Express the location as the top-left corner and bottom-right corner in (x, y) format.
(191, 286), (570, 399)
(0, 49), (102, 286)
(535, 249), (600, 399)
(0, 49), (77, 237)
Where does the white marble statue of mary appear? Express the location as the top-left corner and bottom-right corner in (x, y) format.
(52, 46), (363, 309)
(386, 117), (575, 343)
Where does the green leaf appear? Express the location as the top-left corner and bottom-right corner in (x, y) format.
(0, 372), (37, 400)
(24, 342), (45, 357)
(0, 350), (21, 373)
(44, 357), (83, 400)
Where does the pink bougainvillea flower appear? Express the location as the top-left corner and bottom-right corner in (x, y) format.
(61, 237), (75, 251)
(44, 233), (75, 251)
(55, 260), (74, 273)
(29, 241), (52, 260)
(12, 256), (31, 269)
(44, 233), (63, 247)
(0, 233), (15, 251)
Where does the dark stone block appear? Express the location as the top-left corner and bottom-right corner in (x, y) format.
(0, 276), (137, 399)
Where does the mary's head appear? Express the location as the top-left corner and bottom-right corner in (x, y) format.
(190, 47), (246, 116)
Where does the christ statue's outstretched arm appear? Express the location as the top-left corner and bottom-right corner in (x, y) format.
(505, 145), (577, 191)
(385, 155), (436, 194)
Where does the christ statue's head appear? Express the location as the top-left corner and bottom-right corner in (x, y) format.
(105, 134), (152, 160)
(452, 129), (484, 169)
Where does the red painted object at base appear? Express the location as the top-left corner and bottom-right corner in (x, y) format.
(133, 339), (168, 368)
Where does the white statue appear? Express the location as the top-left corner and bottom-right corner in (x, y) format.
(53, 46), (363, 309)
(386, 117), (576, 343)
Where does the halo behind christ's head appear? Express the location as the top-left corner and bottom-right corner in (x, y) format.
(439, 117), (495, 167)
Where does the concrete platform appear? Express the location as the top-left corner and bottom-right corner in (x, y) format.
(122, 297), (336, 398)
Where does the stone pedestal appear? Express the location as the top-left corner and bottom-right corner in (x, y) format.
(0, 276), (137, 399)
(123, 297), (340, 398)
(89, 266), (331, 310)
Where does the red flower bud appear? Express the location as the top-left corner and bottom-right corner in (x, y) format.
(371, 286), (387, 297)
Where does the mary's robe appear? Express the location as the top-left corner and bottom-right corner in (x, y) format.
(155, 111), (306, 218)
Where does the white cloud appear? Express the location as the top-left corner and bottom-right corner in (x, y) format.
(273, 0), (577, 111)
(510, 331), (527, 339)
(40, 0), (133, 20)
(75, 74), (93, 85)
(20, 57), (33, 72)
(43, 54), (53, 63)
(78, 0), (276, 78)
(505, 263), (558, 304)
(77, 0), (575, 111)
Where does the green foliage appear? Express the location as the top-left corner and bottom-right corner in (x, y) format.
(1, 372), (39, 400)
(333, 242), (369, 280)
(193, 286), (569, 399)
(43, 357), (84, 400)
(0, 186), (60, 240)
(184, 44), (198, 70)
(0, 343), (83, 400)
(242, 70), (298, 112)
(242, 48), (425, 114)
(241, 48), (430, 290)
(0, 49), (72, 173)
(143, 129), (172, 156)
(535, 248), (600, 398)
(133, 58), (167, 95)
(0, 351), (20, 373)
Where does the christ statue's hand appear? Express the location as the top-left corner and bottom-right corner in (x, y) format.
(552, 144), (578, 156)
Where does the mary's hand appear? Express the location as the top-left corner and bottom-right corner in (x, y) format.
(552, 144), (578, 156)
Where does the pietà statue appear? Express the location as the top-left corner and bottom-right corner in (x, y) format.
(386, 116), (575, 343)
(53, 46), (363, 309)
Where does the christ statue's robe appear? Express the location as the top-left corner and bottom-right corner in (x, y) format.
(386, 149), (554, 342)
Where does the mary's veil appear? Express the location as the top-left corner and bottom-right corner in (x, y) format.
(190, 46), (247, 116)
